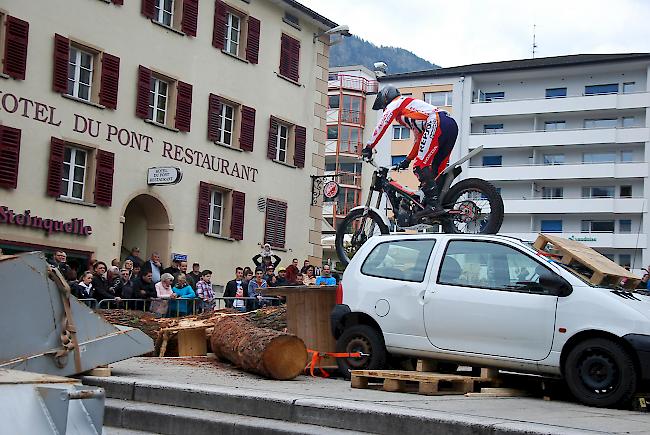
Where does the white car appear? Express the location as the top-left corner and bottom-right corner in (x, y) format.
(330, 233), (650, 408)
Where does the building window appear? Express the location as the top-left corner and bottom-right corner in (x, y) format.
(327, 126), (338, 140)
(622, 117), (636, 128)
(584, 118), (618, 129)
(620, 185), (632, 198)
(424, 91), (453, 106)
(67, 46), (94, 101)
(480, 91), (504, 102)
(217, 102), (235, 145)
(544, 121), (566, 131)
(620, 150), (634, 162)
(267, 117), (306, 168)
(393, 125), (410, 140)
(207, 94), (255, 151)
(581, 220), (615, 233)
(283, 12), (300, 28)
(0, 15), (29, 81)
(545, 87), (567, 98)
(340, 94), (364, 124)
(541, 220), (563, 232)
(584, 83), (618, 95)
(339, 125), (362, 154)
(328, 94), (340, 109)
(196, 182), (245, 240)
(279, 33), (300, 83)
(209, 190), (224, 235)
(275, 122), (289, 162)
(392, 155), (407, 166)
(483, 123), (504, 134)
(155, 0), (174, 26)
(619, 254), (631, 268)
(149, 76), (169, 125)
(619, 220), (632, 233)
(582, 152), (616, 163)
(482, 155), (502, 167)
(541, 187), (563, 199)
(224, 12), (241, 56)
(623, 82), (636, 93)
(543, 154), (565, 165)
(582, 186), (615, 198)
(61, 147), (87, 200)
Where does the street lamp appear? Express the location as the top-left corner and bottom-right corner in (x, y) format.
(313, 24), (351, 44)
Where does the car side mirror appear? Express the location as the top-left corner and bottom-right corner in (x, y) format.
(539, 273), (572, 297)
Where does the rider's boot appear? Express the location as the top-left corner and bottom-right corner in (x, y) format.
(416, 167), (444, 216)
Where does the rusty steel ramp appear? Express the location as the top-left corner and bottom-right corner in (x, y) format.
(0, 252), (153, 377)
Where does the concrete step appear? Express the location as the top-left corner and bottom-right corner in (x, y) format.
(103, 427), (158, 435)
(105, 398), (368, 435)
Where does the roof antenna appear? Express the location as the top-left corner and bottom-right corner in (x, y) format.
(532, 24), (538, 58)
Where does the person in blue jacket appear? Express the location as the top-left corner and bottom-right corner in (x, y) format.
(315, 264), (337, 286)
(171, 273), (197, 316)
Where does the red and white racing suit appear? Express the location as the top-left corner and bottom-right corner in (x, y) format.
(366, 96), (458, 178)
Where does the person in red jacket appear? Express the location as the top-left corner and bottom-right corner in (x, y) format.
(362, 85), (458, 212)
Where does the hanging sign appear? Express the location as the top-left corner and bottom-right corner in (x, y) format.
(323, 181), (340, 199)
(147, 167), (183, 185)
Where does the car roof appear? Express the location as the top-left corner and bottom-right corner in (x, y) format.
(368, 233), (529, 244)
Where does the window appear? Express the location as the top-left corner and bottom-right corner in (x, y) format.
(67, 46), (94, 101)
(392, 155), (407, 166)
(483, 124), (503, 134)
(619, 254), (631, 268)
(582, 186), (615, 198)
(424, 91), (453, 106)
(276, 122), (289, 162)
(209, 190), (224, 235)
(136, 66), (193, 131)
(619, 220), (632, 233)
(438, 240), (553, 293)
(264, 199), (288, 248)
(328, 94), (340, 109)
(620, 185), (632, 198)
(279, 33), (300, 83)
(581, 220), (615, 233)
(1, 15), (29, 81)
(339, 125), (362, 154)
(622, 117), (636, 128)
(620, 150), (634, 162)
(585, 84), (618, 95)
(0, 126), (21, 189)
(327, 126), (338, 140)
(482, 155), (502, 167)
(545, 87), (567, 98)
(541, 187), (563, 199)
(583, 152), (616, 163)
(61, 147), (87, 200)
(217, 103), (235, 145)
(224, 12), (241, 56)
(283, 12), (300, 28)
(584, 119), (618, 129)
(544, 121), (566, 131)
(340, 95), (364, 124)
(149, 76), (169, 125)
(361, 239), (436, 282)
(393, 125), (410, 140)
(481, 91), (505, 102)
(623, 82), (636, 93)
(196, 182), (245, 240)
(155, 0), (174, 26)
(267, 117), (306, 168)
(207, 94), (255, 151)
(541, 220), (563, 232)
(543, 154), (565, 165)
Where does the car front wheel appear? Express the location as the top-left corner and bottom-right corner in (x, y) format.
(564, 338), (638, 408)
(336, 324), (387, 378)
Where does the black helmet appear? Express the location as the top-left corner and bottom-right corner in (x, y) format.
(372, 85), (401, 110)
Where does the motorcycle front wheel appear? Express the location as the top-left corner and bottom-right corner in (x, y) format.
(441, 178), (504, 234)
(335, 208), (389, 266)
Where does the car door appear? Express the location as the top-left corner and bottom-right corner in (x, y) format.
(423, 239), (558, 361)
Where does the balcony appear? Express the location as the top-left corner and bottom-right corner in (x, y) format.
(324, 170), (362, 188)
(328, 73), (379, 94)
(470, 91), (650, 117)
(503, 197), (645, 214)
(322, 201), (356, 217)
(325, 140), (363, 156)
(501, 232), (647, 249)
(468, 126), (650, 149)
(468, 162), (648, 181)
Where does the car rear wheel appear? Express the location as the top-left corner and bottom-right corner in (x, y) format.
(336, 324), (387, 379)
(564, 338), (637, 408)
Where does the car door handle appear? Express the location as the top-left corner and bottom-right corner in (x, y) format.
(418, 289), (427, 304)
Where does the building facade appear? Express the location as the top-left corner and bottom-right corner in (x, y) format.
(383, 54), (650, 272)
(0, 0), (336, 284)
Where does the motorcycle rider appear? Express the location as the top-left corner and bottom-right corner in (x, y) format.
(362, 85), (459, 213)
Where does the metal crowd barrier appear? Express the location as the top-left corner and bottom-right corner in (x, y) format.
(77, 298), (98, 309)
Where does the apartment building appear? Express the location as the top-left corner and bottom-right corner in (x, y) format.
(382, 53), (650, 271)
(0, 0), (337, 283)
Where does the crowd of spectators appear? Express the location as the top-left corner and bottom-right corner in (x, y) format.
(46, 243), (340, 316)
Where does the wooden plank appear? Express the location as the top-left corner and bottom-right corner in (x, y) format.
(383, 378), (406, 392)
(466, 388), (529, 398)
(418, 380), (439, 395)
(417, 359), (438, 372)
(87, 365), (111, 377)
(350, 374), (368, 389)
(177, 328), (207, 357)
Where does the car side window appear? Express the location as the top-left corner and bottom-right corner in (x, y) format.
(361, 239), (436, 282)
(438, 240), (555, 293)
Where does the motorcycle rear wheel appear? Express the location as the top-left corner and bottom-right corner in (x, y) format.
(441, 178), (504, 234)
(335, 208), (389, 266)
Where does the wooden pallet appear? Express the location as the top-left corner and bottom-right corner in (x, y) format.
(533, 233), (640, 289)
(350, 369), (493, 396)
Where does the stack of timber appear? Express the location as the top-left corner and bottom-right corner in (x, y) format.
(534, 233), (640, 289)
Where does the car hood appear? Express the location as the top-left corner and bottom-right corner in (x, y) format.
(606, 288), (650, 319)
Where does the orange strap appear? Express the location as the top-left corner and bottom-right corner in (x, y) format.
(305, 349), (362, 378)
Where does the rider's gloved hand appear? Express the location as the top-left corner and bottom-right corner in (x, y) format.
(361, 146), (373, 160)
(397, 158), (411, 170)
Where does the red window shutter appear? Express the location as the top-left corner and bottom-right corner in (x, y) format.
(212, 0), (227, 50)
(175, 81), (193, 132)
(207, 93), (222, 142)
(264, 199), (276, 246)
(135, 65), (151, 119)
(276, 201), (287, 248)
(267, 118), (278, 160)
(182, 0), (199, 37)
(3, 16), (29, 80)
(196, 181), (211, 233)
(230, 190), (245, 241)
(99, 53), (120, 110)
(141, 0), (155, 18)
(112, 0), (124, 4)
(47, 137), (65, 197)
(294, 125), (306, 168)
(239, 105), (256, 152)
(264, 199), (287, 248)
(280, 34), (300, 82)
(94, 150), (115, 206)
(245, 16), (260, 64)
(279, 35), (290, 79)
(289, 37), (300, 82)
(52, 34), (69, 93)
(0, 126), (21, 189)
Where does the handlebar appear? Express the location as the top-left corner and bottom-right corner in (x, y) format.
(362, 149), (401, 171)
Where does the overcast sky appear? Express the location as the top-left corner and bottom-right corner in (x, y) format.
(300, 0), (650, 68)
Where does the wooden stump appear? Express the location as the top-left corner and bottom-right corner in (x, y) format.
(210, 315), (307, 380)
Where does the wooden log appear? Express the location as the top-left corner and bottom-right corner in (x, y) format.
(210, 315), (307, 380)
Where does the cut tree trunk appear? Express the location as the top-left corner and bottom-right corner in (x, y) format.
(210, 315), (307, 380)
